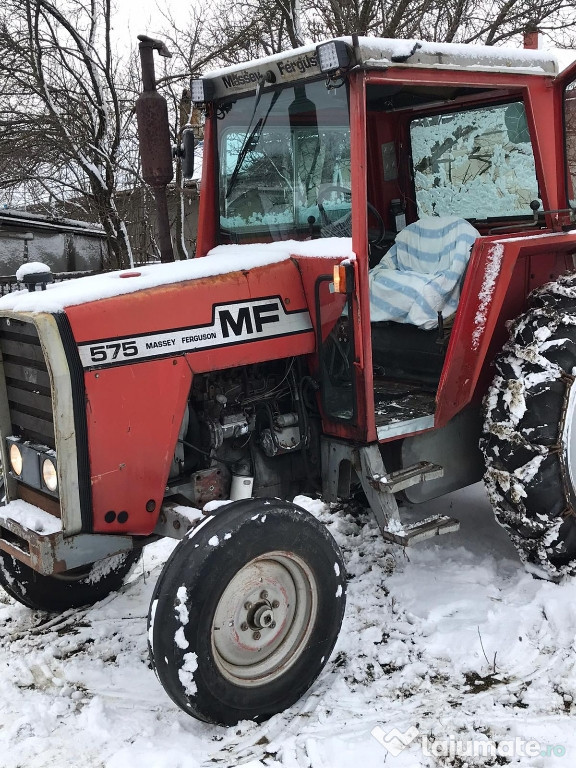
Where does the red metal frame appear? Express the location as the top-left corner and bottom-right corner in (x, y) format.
(196, 107), (218, 256)
(437, 233), (576, 426)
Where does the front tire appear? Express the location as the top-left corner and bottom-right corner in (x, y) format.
(148, 499), (346, 725)
(481, 275), (576, 577)
(0, 549), (141, 611)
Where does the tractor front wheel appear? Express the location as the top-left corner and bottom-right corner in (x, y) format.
(0, 549), (141, 612)
(481, 274), (576, 577)
(148, 498), (346, 725)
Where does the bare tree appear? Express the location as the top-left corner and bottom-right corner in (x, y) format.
(158, 0), (576, 84)
(0, 0), (278, 267)
(303, 0), (576, 45)
(1, 0), (574, 272)
(0, 0), (136, 268)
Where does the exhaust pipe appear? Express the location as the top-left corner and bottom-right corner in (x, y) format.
(135, 35), (175, 263)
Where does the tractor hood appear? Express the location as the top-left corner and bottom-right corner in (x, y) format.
(0, 238), (354, 373)
(0, 238), (353, 314)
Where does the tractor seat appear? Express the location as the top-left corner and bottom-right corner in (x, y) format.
(369, 216), (479, 384)
(369, 216), (479, 328)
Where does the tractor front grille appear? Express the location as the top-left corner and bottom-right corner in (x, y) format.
(0, 318), (55, 449)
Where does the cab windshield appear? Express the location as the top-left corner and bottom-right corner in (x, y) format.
(216, 80), (351, 242)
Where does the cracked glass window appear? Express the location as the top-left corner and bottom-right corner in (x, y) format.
(410, 102), (539, 219)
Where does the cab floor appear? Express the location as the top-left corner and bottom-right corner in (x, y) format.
(373, 378), (436, 427)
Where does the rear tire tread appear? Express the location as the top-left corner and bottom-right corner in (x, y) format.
(481, 274), (576, 577)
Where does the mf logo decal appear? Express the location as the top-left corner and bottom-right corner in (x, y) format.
(219, 301), (280, 338)
(77, 297), (312, 369)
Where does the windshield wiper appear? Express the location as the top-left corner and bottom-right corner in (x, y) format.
(226, 84), (282, 199)
(226, 117), (263, 198)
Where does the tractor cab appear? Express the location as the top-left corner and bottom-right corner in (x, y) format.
(191, 38), (572, 456)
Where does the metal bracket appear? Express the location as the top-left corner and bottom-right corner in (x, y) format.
(321, 438), (401, 532)
(356, 443), (402, 532)
(0, 499), (208, 576)
(0, 511), (137, 575)
(153, 503), (205, 540)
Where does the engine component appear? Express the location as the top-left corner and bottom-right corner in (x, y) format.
(192, 466), (229, 505)
(274, 413), (298, 428)
(260, 412), (302, 457)
(221, 411), (251, 439)
(260, 426), (301, 457)
(230, 461), (254, 500)
(170, 366), (307, 503)
(201, 412), (251, 452)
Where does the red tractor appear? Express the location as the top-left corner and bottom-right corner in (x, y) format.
(1, 34), (576, 726)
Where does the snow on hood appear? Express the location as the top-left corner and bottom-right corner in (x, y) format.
(0, 238), (354, 313)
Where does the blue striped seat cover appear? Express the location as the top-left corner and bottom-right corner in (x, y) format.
(369, 216), (480, 329)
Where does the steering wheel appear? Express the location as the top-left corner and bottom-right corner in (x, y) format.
(316, 184), (387, 246)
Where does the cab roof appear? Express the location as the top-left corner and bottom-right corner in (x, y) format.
(202, 36), (559, 100)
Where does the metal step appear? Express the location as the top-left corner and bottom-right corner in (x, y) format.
(376, 461), (444, 494)
(383, 514), (460, 546)
(321, 440), (457, 548)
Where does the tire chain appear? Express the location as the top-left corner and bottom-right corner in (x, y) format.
(481, 273), (576, 576)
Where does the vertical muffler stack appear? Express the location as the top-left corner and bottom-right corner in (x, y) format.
(135, 35), (175, 263)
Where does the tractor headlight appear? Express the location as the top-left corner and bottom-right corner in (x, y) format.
(190, 78), (215, 105)
(316, 41), (352, 74)
(6, 438), (59, 496)
(41, 458), (58, 492)
(9, 443), (22, 476)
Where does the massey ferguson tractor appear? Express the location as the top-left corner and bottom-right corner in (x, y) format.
(1, 34), (576, 726)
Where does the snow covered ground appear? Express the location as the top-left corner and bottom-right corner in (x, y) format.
(1, 484), (575, 768)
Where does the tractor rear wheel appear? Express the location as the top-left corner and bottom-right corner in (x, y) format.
(481, 274), (576, 578)
(148, 498), (346, 725)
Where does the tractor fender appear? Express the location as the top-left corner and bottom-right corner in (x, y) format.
(436, 231), (576, 426)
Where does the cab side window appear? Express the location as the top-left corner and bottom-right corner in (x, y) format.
(410, 102), (539, 219)
(564, 80), (576, 207)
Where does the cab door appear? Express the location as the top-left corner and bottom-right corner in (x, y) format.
(313, 70), (375, 444)
(554, 59), (576, 214)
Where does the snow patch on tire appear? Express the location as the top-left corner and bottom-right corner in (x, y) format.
(87, 552), (132, 584)
(178, 652), (198, 696)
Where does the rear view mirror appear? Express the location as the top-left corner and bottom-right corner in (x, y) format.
(180, 127), (196, 180)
